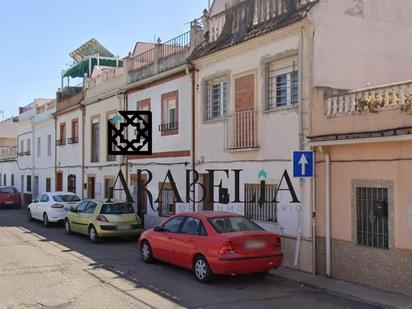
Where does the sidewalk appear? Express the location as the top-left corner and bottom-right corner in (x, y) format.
(271, 267), (412, 309)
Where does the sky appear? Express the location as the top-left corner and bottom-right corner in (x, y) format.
(0, 0), (208, 119)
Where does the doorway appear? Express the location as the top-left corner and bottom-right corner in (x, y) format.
(87, 176), (95, 199)
(56, 172), (63, 191)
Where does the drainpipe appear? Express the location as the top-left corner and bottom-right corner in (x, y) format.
(317, 146), (331, 276)
(311, 165), (316, 276)
(294, 26), (305, 268)
(191, 68), (196, 212)
(81, 103), (85, 199)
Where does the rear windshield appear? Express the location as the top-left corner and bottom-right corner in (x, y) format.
(100, 203), (134, 215)
(208, 216), (264, 234)
(53, 195), (81, 202)
(0, 187), (17, 194)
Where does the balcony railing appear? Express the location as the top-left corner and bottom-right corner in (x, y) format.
(159, 122), (178, 132)
(159, 31), (191, 59)
(67, 137), (79, 144)
(56, 139), (66, 146)
(129, 48), (155, 71)
(224, 110), (258, 150)
(325, 81), (412, 117)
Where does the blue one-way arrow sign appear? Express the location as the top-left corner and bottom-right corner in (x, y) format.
(293, 151), (314, 178)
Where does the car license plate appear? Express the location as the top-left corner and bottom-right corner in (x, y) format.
(4, 201), (14, 205)
(117, 225), (131, 231)
(244, 240), (266, 250)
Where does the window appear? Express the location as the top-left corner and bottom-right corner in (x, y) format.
(162, 216), (185, 233)
(11, 174), (14, 186)
(91, 119), (99, 162)
(53, 194), (81, 202)
(160, 91), (179, 134)
(26, 139), (31, 155)
(205, 77), (227, 120)
(71, 119), (79, 143)
(0, 187), (16, 194)
(75, 201), (88, 213)
(40, 194), (49, 202)
(84, 202), (97, 214)
(58, 123), (66, 146)
(158, 184), (175, 217)
(208, 216), (264, 234)
(37, 137), (41, 157)
(356, 187), (389, 249)
(180, 217), (203, 235)
(0, 174), (2, 186)
(67, 175), (76, 194)
(47, 134), (52, 156)
(20, 140), (24, 154)
(107, 115), (116, 162)
(46, 178), (51, 192)
(3, 174), (6, 186)
(101, 203), (134, 214)
(267, 60), (298, 110)
(244, 183), (278, 223)
(104, 178), (114, 198)
(26, 175), (32, 192)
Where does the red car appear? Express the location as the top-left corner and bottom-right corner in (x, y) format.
(138, 212), (283, 283)
(0, 187), (21, 209)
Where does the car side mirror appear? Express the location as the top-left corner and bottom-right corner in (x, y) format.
(154, 226), (163, 232)
(70, 207), (77, 213)
(32, 199), (39, 203)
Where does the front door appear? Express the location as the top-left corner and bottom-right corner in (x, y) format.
(56, 172), (63, 191)
(87, 177), (95, 199)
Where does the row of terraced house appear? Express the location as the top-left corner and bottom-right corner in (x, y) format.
(0, 0), (411, 296)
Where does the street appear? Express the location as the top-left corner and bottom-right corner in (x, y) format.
(0, 208), (378, 309)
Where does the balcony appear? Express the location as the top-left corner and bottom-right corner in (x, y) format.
(311, 81), (412, 142)
(127, 25), (203, 83)
(159, 122), (178, 132)
(224, 110), (259, 150)
(67, 137), (79, 144)
(56, 139), (66, 146)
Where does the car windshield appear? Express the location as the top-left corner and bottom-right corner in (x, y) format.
(208, 216), (264, 234)
(53, 195), (81, 202)
(100, 203), (134, 215)
(0, 188), (16, 194)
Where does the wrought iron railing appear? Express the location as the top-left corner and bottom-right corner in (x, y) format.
(224, 110), (258, 150)
(159, 122), (178, 132)
(159, 31), (191, 59)
(67, 137), (79, 144)
(129, 48), (155, 71)
(56, 139), (66, 146)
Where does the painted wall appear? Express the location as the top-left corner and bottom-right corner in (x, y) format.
(315, 141), (412, 250)
(309, 0), (412, 90)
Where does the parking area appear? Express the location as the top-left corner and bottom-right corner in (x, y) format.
(0, 208), (378, 309)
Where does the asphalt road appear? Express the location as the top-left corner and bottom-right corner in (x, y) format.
(0, 208), (379, 309)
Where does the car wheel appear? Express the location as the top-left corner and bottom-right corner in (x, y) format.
(27, 209), (33, 222)
(193, 255), (212, 283)
(64, 219), (72, 234)
(43, 213), (49, 227)
(141, 241), (154, 263)
(89, 226), (100, 243)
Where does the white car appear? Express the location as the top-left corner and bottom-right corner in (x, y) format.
(27, 192), (81, 227)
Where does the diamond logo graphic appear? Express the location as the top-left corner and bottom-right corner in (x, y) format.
(108, 111), (152, 155)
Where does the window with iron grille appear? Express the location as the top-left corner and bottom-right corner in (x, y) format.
(158, 187), (175, 217)
(267, 61), (298, 110)
(356, 187), (389, 249)
(11, 174), (14, 186)
(91, 122), (99, 162)
(67, 175), (76, 194)
(244, 184), (278, 223)
(205, 77), (227, 120)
